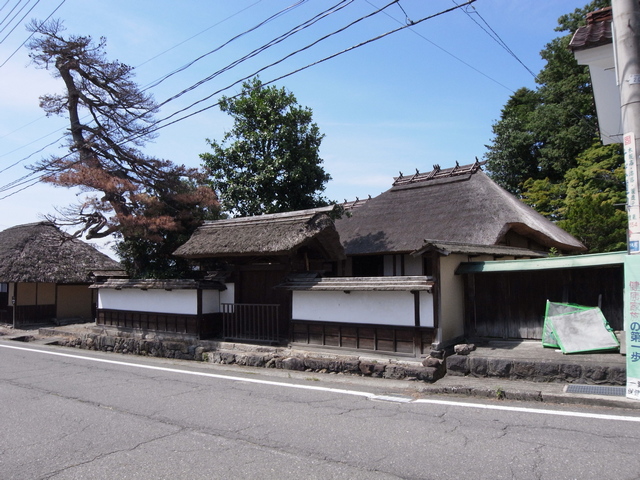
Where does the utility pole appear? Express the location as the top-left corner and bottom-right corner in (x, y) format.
(614, 0), (640, 252)
(614, 0), (640, 138)
(614, 0), (640, 400)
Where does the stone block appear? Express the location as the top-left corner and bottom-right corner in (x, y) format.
(559, 363), (582, 381)
(194, 347), (205, 362)
(487, 359), (512, 378)
(512, 361), (536, 380)
(383, 365), (406, 380)
(245, 354), (269, 367)
(281, 357), (305, 371)
(359, 361), (386, 377)
(535, 362), (560, 381)
(583, 365), (609, 383)
(454, 343), (476, 355)
(422, 357), (442, 368)
(446, 354), (469, 376)
(341, 359), (360, 374)
(468, 357), (488, 377)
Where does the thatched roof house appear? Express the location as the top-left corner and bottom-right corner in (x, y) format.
(335, 161), (585, 256)
(0, 222), (123, 326)
(174, 209), (344, 261)
(0, 222), (122, 283)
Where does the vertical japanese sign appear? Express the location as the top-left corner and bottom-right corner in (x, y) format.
(624, 132), (640, 253)
(624, 255), (640, 400)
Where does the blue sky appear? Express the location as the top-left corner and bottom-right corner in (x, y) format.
(0, 0), (590, 253)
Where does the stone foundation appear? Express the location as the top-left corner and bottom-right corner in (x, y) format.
(446, 354), (626, 385)
(50, 331), (446, 383)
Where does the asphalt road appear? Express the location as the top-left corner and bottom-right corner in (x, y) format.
(1, 341), (640, 480)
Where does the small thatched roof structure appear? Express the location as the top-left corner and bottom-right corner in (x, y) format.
(0, 222), (123, 283)
(174, 209), (345, 260)
(336, 161), (586, 256)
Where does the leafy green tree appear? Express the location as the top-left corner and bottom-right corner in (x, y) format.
(484, 88), (541, 194)
(559, 143), (626, 252)
(521, 177), (567, 221)
(522, 143), (625, 252)
(485, 1), (627, 253)
(201, 77), (331, 217)
(485, 0), (608, 192)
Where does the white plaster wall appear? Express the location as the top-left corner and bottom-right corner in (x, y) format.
(292, 290), (434, 327)
(98, 289), (197, 314)
(221, 283), (235, 304)
(419, 292), (434, 327)
(574, 44), (621, 145)
(202, 290), (220, 314)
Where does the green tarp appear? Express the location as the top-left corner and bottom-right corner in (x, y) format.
(543, 301), (619, 354)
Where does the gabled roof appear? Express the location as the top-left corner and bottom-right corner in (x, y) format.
(335, 162), (586, 256)
(174, 208), (345, 260)
(0, 222), (123, 283)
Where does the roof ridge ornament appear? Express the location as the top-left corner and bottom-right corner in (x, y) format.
(392, 160), (486, 186)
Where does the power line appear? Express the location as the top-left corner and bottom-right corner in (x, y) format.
(0, 0), (34, 39)
(153, 0), (356, 111)
(116, 0), (478, 142)
(0, 0), (353, 170)
(454, 1), (537, 79)
(367, 0), (513, 93)
(0, 0), (291, 164)
(0, 0), (24, 29)
(0, 1), (475, 200)
(0, 0), (65, 67)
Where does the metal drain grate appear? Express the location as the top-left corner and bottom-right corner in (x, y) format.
(564, 384), (626, 397)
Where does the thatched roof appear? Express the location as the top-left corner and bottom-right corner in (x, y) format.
(174, 209), (345, 260)
(336, 162), (586, 256)
(0, 222), (123, 283)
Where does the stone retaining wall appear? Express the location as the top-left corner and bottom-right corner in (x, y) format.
(446, 354), (626, 385)
(52, 331), (445, 383)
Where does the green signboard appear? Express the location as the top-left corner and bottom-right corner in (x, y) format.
(624, 255), (640, 400)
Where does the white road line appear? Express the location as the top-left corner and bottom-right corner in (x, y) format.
(2, 343), (640, 423)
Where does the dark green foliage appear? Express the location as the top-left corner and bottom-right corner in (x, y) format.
(485, 1), (625, 253)
(559, 143), (627, 252)
(201, 77), (331, 217)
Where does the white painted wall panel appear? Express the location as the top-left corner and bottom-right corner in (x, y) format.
(98, 289), (197, 314)
(292, 290), (434, 327)
(202, 290), (220, 314)
(221, 283), (234, 304)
